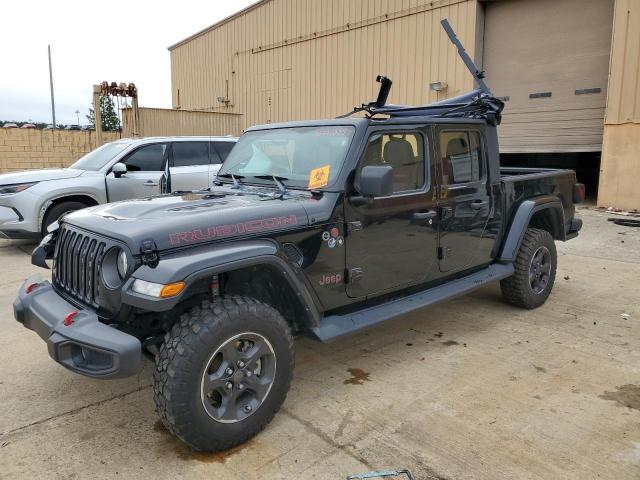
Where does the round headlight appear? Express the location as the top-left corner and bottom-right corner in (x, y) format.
(117, 250), (128, 279)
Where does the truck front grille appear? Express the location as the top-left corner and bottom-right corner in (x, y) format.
(52, 225), (107, 308)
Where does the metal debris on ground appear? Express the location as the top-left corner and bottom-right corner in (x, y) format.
(607, 217), (640, 227)
(597, 206), (640, 217)
(347, 469), (415, 480)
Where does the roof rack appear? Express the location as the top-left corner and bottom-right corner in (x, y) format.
(338, 19), (504, 126)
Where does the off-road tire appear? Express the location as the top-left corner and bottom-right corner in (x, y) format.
(500, 228), (557, 309)
(41, 201), (87, 236)
(153, 295), (294, 452)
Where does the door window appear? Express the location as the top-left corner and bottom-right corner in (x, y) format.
(439, 131), (482, 185)
(360, 132), (425, 193)
(172, 142), (209, 167)
(212, 141), (235, 164)
(123, 143), (167, 171)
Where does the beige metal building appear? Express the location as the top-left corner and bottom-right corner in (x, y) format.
(169, 0), (640, 209)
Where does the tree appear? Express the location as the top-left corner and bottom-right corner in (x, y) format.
(87, 95), (120, 131)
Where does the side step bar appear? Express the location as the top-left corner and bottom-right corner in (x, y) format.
(311, 263), (514, 342)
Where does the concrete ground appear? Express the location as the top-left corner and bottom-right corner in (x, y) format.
(0, 207), (639, 479)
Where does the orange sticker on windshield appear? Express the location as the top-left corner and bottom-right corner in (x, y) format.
(308, 165), (330, 189)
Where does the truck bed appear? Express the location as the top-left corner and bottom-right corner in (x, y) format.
(499, 166), (579, 239)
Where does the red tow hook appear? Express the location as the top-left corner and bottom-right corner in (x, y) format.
(25, 282), (39, 294)
(63, 311), (78, 327)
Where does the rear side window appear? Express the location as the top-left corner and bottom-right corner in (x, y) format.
(123, 143), (167, 171)
(439, 131), (482, 185)
(173, 142), (209, 167)
(212, 141), (235, 164)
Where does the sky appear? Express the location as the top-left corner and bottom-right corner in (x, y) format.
(0, 0), (257, 125)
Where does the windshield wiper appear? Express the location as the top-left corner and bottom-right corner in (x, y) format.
(217, 173), (245, 189)
(253, 175), (289, 197)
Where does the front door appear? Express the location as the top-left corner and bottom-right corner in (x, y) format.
(106, 142), (168, 202)
(437, 128), (492, 272)
(345, 128), (439, 298)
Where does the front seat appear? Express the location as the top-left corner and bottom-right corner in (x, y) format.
(383, 135), (416, 191)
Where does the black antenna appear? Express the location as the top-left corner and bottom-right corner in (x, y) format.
(440, 19), (491, 95)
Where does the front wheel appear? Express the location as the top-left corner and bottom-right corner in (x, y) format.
(500, 228), (557, 309)
(153, 296), (294, 452)
(41, 201), (87, 236)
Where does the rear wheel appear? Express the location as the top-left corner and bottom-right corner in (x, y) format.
(153, 296), (294, 452)
(41, 201), (87, 236)
(500, 228), (557, 309)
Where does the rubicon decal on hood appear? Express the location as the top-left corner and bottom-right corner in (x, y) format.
(169, 214), (299, 245)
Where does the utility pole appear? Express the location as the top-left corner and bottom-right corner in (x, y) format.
(47, 45), (56, 129)
(93, 85), (103, 148)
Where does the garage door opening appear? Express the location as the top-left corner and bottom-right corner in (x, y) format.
(500, 152), (600, 201)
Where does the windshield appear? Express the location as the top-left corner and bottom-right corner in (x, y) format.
(218, 126), (355, 189)
(69, 142), (130, 171)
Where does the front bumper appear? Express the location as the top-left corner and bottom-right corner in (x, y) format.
(13, 276), (142, 379)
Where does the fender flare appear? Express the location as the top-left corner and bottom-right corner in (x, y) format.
(38, 192), (102, 230)
(498, 196), (565, 262)
(121, 239), (322, 326)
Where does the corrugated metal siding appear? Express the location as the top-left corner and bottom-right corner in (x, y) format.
(170, 0), (478, 130)
(604, 0), (640, 125)
(482, 0), (614, 153)
(121, 108), (242, 137)
(598, 0), (640, 210)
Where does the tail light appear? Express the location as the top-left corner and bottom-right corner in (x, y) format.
(573, 183), (585, 204)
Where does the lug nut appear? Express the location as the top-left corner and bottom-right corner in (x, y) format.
(225, 367), (233, 376)
(238, 383), (244, 390)
(237, 360), (245, 368)
(245, 371), (252, 377)
(243, 405), (252, 413)
(226, 382), (233, 390)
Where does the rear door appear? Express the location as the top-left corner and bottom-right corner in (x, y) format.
(437, 127), (492, 272)
(106, 142), (168, 201)
(170, 141), (211, 192)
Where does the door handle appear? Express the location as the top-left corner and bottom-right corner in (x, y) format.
(412, 210), (438, 220)
(471, 200), (488, 210)
(144, 181), (159, 187)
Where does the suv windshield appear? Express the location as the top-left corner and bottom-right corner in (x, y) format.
(69, 142), (130, 171)
(218, 126), (355, 189)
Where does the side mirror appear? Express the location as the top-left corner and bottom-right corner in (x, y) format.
(358, 165), (394, 198)
(112, 162), (127, 178)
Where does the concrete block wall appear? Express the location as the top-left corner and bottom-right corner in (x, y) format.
(0, 129), (120, 173)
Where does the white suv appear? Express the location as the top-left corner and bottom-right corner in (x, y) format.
(0, 136), (237, 239)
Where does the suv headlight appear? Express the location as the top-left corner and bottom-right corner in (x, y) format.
(101, 247), (130, 289)
(0, 182), (38, 195)
(117, 250), (128, 279)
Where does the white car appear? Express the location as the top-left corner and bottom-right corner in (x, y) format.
(0, 136), (237, 239)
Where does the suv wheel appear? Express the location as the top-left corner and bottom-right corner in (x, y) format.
(153, 296), (294, 452)
(41, 201), (87, 236)
(500, 228), (557, 309)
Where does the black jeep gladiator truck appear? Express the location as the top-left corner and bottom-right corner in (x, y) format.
(14, 21), (583, 452)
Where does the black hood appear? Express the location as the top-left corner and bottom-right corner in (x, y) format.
(62, 186), (313, 253)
